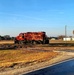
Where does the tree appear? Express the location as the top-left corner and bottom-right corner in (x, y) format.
(3, 35), (11, 40)
(58, 35), (65, 39)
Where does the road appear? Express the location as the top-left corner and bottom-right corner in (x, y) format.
(23, 58), (74, 75)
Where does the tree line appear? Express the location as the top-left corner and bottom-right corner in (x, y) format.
(0, 35), (15, 40)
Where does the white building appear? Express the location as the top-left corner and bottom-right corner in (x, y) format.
(63, 37), (74, 41)
(63, 37), (71, 41)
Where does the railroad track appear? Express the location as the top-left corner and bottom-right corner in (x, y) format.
(0, 44), (16, 50)
(0, 44), (34, 50)
(49, 43), (74, 47)
(0, 43), (74, 50)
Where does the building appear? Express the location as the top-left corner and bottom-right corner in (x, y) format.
(63, 37), (74, 41)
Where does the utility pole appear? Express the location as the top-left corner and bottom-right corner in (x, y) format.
(65, 25), (67, 38)
(73, 30), (74, 37)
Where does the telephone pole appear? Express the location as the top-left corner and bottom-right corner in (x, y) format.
(73, 30), (74, 37)
(65, 25), (67, 38)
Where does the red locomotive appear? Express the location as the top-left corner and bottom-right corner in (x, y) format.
(14, 32), (49, 44)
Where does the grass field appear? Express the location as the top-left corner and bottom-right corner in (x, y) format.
(50, 39), (74, 43)
(0, 40), (14, 44)
(0, 48), (58, 69)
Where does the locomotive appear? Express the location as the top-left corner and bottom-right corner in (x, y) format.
(14, 32), (49, 44)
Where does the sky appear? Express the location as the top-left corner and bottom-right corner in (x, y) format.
(0, 0), (74, 37)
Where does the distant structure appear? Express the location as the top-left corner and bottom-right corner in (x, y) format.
(63, 27), (74, 41)
(73, 30), (74, 36)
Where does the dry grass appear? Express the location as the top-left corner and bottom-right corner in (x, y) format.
(0, 49), (58, 68)
(0, 40), (14, 44)
(50, 39), (74, 43)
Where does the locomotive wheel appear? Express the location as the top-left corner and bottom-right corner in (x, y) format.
(32, 40), (37, 44)
(19, 41), (24, 44)
(37, 40), (43, 44)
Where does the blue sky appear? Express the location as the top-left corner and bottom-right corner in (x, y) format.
(0, 0), (74, 37)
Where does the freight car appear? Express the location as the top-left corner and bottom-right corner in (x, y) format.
(14, 32), (49, 44)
